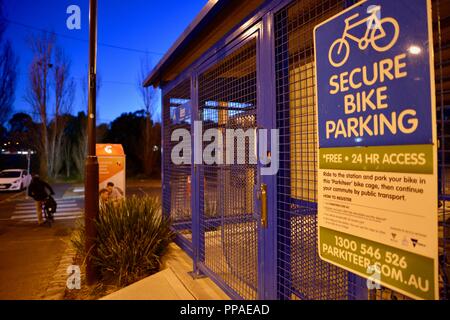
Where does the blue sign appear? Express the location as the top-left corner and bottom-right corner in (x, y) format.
(315, 0), (439, 300)
(315, 0), (433, 148)
(171, 101), (191, 124)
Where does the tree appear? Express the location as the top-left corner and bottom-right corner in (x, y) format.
(70, 112), (87, 177)
(59, 112), (83, 178)
(0, 123), (6, 142)
(0, 1), (4, 39)
(24, 32), (55, 179)
(0, 41), (18, 125)
(49, 48), (75, 177)
(7, 112), (38, 150)
(0, 2), (18, 125)
(106, 110), (145, 176)
(137, 56), (157, 176)
(105, 110), (161, 177)
(24, 33), (77, 179)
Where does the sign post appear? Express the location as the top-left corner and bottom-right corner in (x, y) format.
(314, 0), (438, 299)
(85, 0), (99, 285)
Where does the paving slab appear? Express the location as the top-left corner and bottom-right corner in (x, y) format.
(101, 268), (195, 300)
(101, 243), (230, 300)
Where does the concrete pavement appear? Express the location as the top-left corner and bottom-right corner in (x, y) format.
(102, 243), (229, 300)
(0, 189), (27, 202)
(0, 183), (79, 300)
(126, 179), (161, 198)
(0, 221), (73, 299)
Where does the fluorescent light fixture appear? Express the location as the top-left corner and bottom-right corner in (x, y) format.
(169, 98), (190, 105)
(408, 45), (421, 55)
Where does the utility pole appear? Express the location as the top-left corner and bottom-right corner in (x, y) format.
(85, 0), (99, 285)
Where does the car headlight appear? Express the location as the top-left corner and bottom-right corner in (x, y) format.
(13, 179), (20, 184)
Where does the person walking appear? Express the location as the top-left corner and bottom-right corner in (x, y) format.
(28, 175), (55, 225)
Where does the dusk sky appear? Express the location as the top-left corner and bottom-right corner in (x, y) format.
(3, 0), (207, 124)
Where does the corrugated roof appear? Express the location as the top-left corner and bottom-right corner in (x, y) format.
(143, 0), (221, 88)
(143, 0), (265, 87)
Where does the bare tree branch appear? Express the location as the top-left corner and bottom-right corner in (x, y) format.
(137, 56), (158, 176)
(137, 56), (156, 119)
(0, 1), (18, 124)
(24, 32), (55, 179)
(49, 47), (75, 177)
(0, 40), (17, 124)
(0, 0), (7, 41)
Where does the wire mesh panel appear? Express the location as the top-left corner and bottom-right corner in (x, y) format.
(431, 0), (448, 301)
(275, 0), (364, 300)
(362, 0), (450, 301)
(162, 79), (193, 244)
(198, 39), (259, 300)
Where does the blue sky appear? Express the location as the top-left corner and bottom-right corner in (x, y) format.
(3, 0), (206, 123)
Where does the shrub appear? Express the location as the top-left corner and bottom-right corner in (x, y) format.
(71, 196), (174, 287)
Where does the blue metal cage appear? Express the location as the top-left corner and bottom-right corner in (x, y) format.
(161, 0), (450, 300)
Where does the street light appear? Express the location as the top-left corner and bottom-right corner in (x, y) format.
(85, 0), (99, 285)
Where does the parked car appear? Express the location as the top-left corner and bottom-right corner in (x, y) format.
(0, 169), (32, 191)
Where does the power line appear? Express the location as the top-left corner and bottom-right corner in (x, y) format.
(18, 72), (137, 86)
(3, 18), (164, 56)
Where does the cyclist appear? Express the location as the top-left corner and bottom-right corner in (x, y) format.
(28, 174), (55, 225)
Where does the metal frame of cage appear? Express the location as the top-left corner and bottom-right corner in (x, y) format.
(160, 0), (449, 300)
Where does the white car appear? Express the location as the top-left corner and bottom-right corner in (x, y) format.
(0, 169), (32, 191)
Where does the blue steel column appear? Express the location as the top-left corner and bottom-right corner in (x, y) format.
(161, 86), (171, 219)
(257, 14), (278, 300)
(274, 7), (292, 300)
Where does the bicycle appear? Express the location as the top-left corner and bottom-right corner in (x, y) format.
(328, 5), (400, 67)
(41, 196), (55, 227)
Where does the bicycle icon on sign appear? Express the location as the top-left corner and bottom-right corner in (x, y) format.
(328, 5), (400, 67)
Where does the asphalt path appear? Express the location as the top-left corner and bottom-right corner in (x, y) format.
(0, 180), (161, 299)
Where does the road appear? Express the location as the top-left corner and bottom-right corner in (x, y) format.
(126, 179), (161, 198)
(0, 180), (161, 299)
(0, 190), (25, 202)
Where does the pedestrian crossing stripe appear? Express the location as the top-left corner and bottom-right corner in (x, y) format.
(17, 198), (75, 202)
(14, 206), (80, 214)
(16, 202), (77, 209)
(11, 211), (83, 220)
(15, 200), (77, 208)
(21, 215), (83, 222)
(10, 199), (83, 222)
